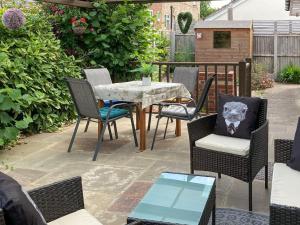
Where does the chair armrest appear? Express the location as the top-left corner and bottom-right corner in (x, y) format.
(187, 114), (217, 144)
(274, 139), (293, 163)
(28, 177), (84, 223)
(0, 210), (6, 225)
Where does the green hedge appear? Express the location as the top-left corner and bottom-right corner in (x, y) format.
(277, 64), (300, 84)
(0, 6), (81, 147)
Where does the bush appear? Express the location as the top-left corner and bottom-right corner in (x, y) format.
(41, 1), (169, 81)
(251, 63), (274, 90)
(277, 64), (300, 83)
(0, 6), (81, 147)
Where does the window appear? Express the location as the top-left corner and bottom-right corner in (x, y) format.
(165, 14), (170, 29)
(213, 31), (231, 48)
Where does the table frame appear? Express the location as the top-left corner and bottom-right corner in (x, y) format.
(127, 172), (216, 225)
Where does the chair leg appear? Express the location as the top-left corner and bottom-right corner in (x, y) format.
(129, 111), (138, 147)
(68, 117), (81, 153)
(113, 121), (118, 139)
(147, 105), (153, 131)
(93, 122), (107, 161)
(163, 117), (170, 139)
(151, 116), (161, 150)
(84, 118), (90, 132)
(218, 172), (221, 179)
(108, 123), (113, 140)
(249, 181), (253, 211)
(265, 164), (268, 189)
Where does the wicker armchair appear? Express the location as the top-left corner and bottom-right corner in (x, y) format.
(270, 139), (300, 225)
(0, 177), (99, 225)
(187, 99), (268, 211)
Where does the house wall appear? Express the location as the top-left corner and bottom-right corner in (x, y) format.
(206, 0), (300, 21)
(150, 2), (200, 31)
(195, 28), (252, 63)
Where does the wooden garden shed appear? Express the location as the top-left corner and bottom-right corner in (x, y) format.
(194, 20), (253, 63)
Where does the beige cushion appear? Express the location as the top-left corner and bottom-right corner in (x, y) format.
(271, 163), (300, 208)
(195, 134), (250, 156)
(48, 209), (102, 225)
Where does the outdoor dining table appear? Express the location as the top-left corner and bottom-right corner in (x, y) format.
(93, 80), (190, 151)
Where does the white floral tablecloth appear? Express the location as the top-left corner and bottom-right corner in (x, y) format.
(93, 81), (190, 109)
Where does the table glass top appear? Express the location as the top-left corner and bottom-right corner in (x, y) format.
(128, 173), (215, 225)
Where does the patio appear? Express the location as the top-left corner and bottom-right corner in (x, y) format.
(1, 83), (299, 225)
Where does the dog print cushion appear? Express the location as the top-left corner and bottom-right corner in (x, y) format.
(214, 94), (261, 139)
(287, 117), (300, 171)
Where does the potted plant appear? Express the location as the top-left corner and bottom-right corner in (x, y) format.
(71, 17), (88, 35)
(131, 63), (157, 86)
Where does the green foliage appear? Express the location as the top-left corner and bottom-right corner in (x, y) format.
(200, 1), (216, 19)
(251, 64), (274, 90)
(0, 6), (81, 147)
(278, 64), (300, 83)
(177, 12), (192, 34)
(41, 1), (169, 81)
(175, 52), (195, 62)
(130, 63), (157, 77)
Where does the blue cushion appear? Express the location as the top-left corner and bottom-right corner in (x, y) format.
(103, 100), (125, 107)
(99, 107), (128, 120)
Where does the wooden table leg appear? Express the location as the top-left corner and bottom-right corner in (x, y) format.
(136, 104), (140, 130)
(175, 97), (181, 137)
(98, 100), (104, 139)
(138, 105), (146, 151)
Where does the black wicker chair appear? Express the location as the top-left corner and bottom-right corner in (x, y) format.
(0, 177), (97, 225)
(151, 75), (215, 150)
(66, 77), (138, 161)
(187, 98), (268, 211)
(270, 139), (300, 225)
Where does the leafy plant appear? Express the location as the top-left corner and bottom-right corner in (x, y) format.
(277, 63), (300, 83)
(175, 52), (195, 62)
(41, 1), (169, 81)
(0, 5), (81, 147)
(251, 63), (274, 90)
(130, 63), (157, 77)
(200, 1), (216, 19)
(177, 12), (192, 34)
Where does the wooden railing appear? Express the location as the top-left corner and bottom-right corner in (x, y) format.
(152, 58), (252, 112)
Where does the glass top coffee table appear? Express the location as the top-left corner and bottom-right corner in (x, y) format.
(127, 172), (216, 225)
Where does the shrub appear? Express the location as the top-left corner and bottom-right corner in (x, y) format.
(41, 1), (169, 81)
(251, 63), (274, 90)
(277, 64), (300, 83)
(0, 5), (81, 147)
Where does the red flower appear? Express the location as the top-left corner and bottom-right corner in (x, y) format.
(80, 17), (87, 23)
(70, 17), (77, 24)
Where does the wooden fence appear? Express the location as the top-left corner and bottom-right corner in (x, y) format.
(170, 20), (300, 75)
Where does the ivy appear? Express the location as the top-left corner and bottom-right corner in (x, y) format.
(177, 12), (193, 34)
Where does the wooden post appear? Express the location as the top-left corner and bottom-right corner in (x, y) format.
(138, 105), (146, 151)
(245, 58), (252, 97)
(175, 97), (181, 137)
(170, 31), (176, 62)
(238, 60), (246, 97)
(273, 21), (278, 75)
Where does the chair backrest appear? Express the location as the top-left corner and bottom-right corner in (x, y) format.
(83, 68), (112, 87)
(194, 75), (215, 115)
(256, 98), (268, 128)
(173, 67), (199, 94)
(66, 78), (100, 119)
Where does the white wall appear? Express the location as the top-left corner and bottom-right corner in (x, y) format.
(207, 0), (300, 21)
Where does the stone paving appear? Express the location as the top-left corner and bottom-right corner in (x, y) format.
(1, 83), (300, 225)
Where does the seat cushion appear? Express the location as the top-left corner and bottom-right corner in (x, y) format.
(214, 94), (261, 139)
(161, 105), (195, 117)
(271, 163), (300, 208)
(99, 107), (128, 120)
(0, 172), (47, 225)
(48, 209), (102, 225)
(195, 134), (250, 156)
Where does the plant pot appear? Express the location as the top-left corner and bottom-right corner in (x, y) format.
(72, 26), (87, 35)
(142, 77), (151, 86)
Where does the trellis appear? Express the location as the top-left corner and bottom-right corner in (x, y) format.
(43, 0), (210, 8)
